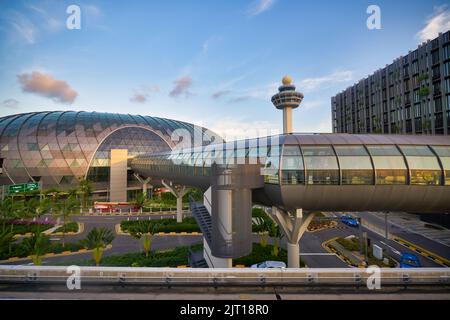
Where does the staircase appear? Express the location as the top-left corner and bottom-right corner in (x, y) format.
(189, 197), (212, 245)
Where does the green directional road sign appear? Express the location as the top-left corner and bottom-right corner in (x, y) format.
(8, 182), (40, 194)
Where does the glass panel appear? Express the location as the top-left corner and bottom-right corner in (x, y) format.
(367, 146), (407, 185)
(366, 145), (402, 156)
(399, 145), (442, 185)
(335, 146), (373, 185)
(302, 146), (339, 185)
(263, 146), (280, 184)
(281, 145), (304, 185)
(432, 146), (450, 185)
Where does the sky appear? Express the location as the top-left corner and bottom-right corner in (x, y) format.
(1, 0), (450, 140)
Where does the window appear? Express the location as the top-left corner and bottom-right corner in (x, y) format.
(263, 146), (280, 184)
(302, 146), (339, 185)
(366, 145), (407, 185)
(399, 146), (442, 185)
(334, 146), (374, 185)
(281, 145), (304, 185)
(430, 146), (450, 185)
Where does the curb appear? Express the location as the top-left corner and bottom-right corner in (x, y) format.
(321, 237), (357, 268)
(392, 236), (450, 267)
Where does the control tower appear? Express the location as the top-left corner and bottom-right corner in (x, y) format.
(271, 76), (304, 134)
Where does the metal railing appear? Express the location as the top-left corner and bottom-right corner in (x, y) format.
(0, 266), (449, 287)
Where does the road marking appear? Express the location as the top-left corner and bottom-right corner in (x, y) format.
(300, 253), (336, 256)
(380, 241), (401, 256)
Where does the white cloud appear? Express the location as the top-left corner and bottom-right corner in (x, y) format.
(1, 99), (19, 109)
(416, 6), (450, 42)
(10, 12), (37, 44)
(299, 71), (353, 92)
(247, 0), (276, 16)
(209, 117), (280, 140)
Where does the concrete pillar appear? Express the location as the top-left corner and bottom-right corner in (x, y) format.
(161, 180), (187, 223)
(203, 187), (232, 268)
(110, 149), (128, 202)
(283, 107), (293, 134)
(133, 173), (151, 198)
(270, 207), (314, 268)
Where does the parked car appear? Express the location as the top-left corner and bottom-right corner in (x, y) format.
(400, 253), (422, 268)
(340, 215), (359, 227)
(251, 261), (286, 269)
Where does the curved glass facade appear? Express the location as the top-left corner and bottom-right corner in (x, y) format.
(132, 135), (450, 188)
(0, 111), (218, 191)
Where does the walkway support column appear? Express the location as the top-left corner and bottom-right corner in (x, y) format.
(109, 149), (128, 202)
(270, 207), (314, 268)
(133, 173), (152, 198)
(161, 180), (187, 223)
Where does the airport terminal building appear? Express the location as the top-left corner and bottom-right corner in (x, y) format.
(0, 111), (218, 200)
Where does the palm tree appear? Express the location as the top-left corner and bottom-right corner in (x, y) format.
(82, 227), (114, 266)
(78, 178), (92, 209)
(254, 216), (273, 248)
(0, 229), (14, 259)
(54, 196), (79, 248)
(268, 223), (284, 257)
(129, 221), (159, 257)
(133, 193), (147, 212)
(22, 230), (51, 266)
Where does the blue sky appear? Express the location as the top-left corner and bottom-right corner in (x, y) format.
(1, 0), (450, 139)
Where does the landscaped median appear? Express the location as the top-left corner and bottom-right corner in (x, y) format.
(117, 217), (201, 236)
(307, 212), (337, 232)
(0, 241), (112, 264)
(323, 236), (397, 268)
(51, 222), (84, 236)
(53, 243), (305, 268)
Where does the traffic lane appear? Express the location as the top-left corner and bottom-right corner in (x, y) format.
(299, 228), (351, 268)
(354, 212), (450, 260)
(359, 225), (442, 268)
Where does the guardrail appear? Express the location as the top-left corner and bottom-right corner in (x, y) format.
(0, 266), (449, 287)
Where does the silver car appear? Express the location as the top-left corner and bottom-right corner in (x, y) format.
(250, 261), (286, 268)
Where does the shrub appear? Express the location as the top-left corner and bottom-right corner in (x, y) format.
(54, 222), (79, 233)
(121, 218), (200, 233)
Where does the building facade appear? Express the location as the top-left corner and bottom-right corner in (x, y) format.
(332, 30), (450, 135)
(0, 111), (219, 200)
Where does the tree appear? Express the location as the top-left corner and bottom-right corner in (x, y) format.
(0, 229), (14, 258)
(54, 196), (79, 248)
(22, 230), (51, 266)
(133, 193), (147, 211)
(268, 223), (284, 257)
(82, 227), (114, 266)
(78, 178), (93, 209)
(129, 221), (159, 257)
(254, 216), (273, 248)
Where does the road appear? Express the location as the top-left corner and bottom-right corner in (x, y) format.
(3, 211), (449, 268)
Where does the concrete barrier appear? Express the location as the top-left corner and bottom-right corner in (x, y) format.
(0, 266), (449, 287)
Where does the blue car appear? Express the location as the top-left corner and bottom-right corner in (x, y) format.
(400, 253), (422, 268)
(340, 215), (359, 227)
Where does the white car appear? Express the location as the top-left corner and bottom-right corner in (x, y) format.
(250, 261), (286, 268)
